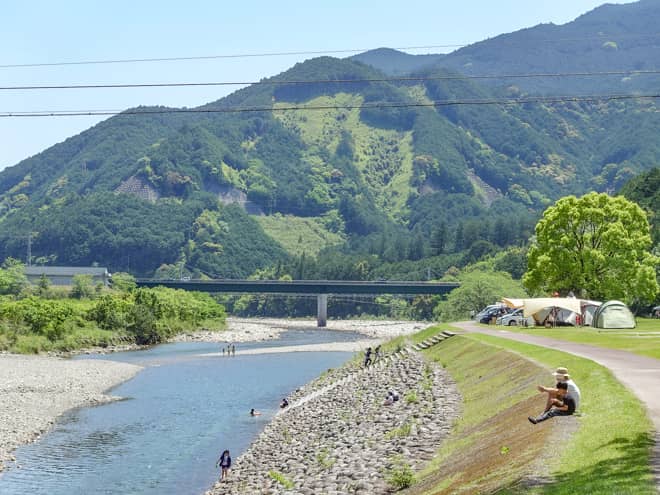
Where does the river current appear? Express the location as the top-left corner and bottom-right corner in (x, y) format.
(0, 329), (361, 494)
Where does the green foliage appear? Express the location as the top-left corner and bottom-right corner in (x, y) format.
(524, 192), (659, 303)
(0, 258), (28, 295)
(1, 284), (225, 353)
(110, 272), (137, 292)
(385, 456), (415, 490)
(435, 270), (526, 321)
(267, 470), (294, 489)
(70, 274), (94, 299)
(619, 167), (660, 245)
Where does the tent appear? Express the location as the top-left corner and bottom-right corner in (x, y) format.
(502, 297), (601, 327)
(521, 298), (582, 318)
(592, 300), (636, 329)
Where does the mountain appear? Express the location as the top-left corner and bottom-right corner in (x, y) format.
(350, 48), (445, 75)
(356, 0), (660, 95)
(1, 2), (659, 279)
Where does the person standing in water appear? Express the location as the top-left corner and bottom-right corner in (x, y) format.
(216, 449), (231, 481)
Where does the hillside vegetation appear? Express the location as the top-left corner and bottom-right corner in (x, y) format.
(0, 2), (658, 286)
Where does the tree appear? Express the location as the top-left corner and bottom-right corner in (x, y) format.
(523, 192), (659, 304)
(70, 274), (94, 299)
(0, 258), (28, 295)
(435, 270), (526, 321)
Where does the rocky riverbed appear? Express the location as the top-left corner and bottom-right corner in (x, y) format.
(205, 343), (461, 495)
(171, 317), (432, 344)
(0, 354), (141, 471)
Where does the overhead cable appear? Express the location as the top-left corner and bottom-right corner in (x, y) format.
(2, 32), (660, 69)
(2, 69), (660, 91)
(1, 93), (658, 118)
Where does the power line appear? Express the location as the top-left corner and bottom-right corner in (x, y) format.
(2, 69), (660, 91)
(2, 32), (660, 69)
(0, 45), (463, 69)
(1, 93), (658, 118)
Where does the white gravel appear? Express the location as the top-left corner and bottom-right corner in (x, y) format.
(0, 354), (141, 471)
(171, 317), (433, 343)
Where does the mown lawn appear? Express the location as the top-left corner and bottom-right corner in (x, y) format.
(486, 317), (660, 359)
(399, 326), (655, 495)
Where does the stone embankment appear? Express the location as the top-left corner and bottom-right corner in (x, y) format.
(207, 332), (460, 495)
(0, 354), (141, 471)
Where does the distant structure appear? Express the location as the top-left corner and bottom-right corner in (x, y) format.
(24, 266), (111, 287)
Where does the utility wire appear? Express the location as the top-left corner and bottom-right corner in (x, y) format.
(2, 69), (660, 91)
(2, 32), (660, 69)
(0, 45), (463, 69)
(1, 93), (658, 118)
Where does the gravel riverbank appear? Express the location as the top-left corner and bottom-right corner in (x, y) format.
(171, 317), (433, 344)
(205, 341), (461, 495)
(0, 354), (141, 471)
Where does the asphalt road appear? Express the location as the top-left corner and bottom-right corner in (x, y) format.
(452, 321), (660, 493)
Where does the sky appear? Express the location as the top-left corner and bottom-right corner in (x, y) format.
(0, 0), (636, 171)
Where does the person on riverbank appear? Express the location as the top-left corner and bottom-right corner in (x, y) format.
(216, 449), (231, 481)
(537, 366), (581, 412)
(529, 382), (575, 424)
(280, 397), (289, 409)
(374, 345), (382, 362)
(364, 347), (372, 367)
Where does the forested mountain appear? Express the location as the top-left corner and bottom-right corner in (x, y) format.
(357, 0), (660, 95)
(0, 1), (658, 280)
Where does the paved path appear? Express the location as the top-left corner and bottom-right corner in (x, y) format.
(453, 321), (660, 492)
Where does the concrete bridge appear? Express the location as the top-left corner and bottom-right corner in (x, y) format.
(135, 279), (459, 326)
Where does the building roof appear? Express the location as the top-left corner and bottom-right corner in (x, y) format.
(25, 266), (109, 276)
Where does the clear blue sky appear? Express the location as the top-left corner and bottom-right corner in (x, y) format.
(0, 0), (635, 171)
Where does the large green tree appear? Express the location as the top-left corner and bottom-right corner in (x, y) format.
(523, 192), (659, 304)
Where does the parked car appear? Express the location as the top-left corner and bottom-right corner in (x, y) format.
(478, 306), (511, 324)
(474, 304), (506, 322)
(496, 308), (534, 326)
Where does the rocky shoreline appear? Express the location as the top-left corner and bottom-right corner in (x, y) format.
(205, 336), (461, 495)
(0, 354), (141, 472)
(0, 318), (438, 484)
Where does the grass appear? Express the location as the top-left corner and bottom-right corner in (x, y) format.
(405, 326), (655, 495)
(254, 213), (344, 257)
(490, 317), (660, 359)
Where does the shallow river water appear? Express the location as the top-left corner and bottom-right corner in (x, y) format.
(0, 329), (360, 494)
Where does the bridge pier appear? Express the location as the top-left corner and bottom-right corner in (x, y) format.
(317, 294), (328, 327)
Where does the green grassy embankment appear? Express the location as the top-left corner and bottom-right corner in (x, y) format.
(384, 325), (655, 494)
(489, 318), (660, 360)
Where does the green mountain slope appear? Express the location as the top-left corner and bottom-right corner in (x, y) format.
(356, 0), (660, 95)
(1, 3), (659, 278)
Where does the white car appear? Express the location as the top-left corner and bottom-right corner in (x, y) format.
(496, 308), (534, 326)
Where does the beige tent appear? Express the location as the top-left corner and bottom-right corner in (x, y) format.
(521, 298), (582, 317)
(502, 298), (524, 309)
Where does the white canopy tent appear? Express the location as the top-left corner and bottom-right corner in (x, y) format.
(499, 297), (602, 326)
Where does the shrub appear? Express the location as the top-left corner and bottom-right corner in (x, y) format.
(268, 470), (294, 489)
(385, 457), (415, 490)
(12, 334), (52, 354)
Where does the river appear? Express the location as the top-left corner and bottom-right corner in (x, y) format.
(0, 329), (363, 494)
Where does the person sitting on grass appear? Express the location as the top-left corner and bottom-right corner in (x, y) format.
(528, 382), (575, 424)
(537, 366), (581, 412)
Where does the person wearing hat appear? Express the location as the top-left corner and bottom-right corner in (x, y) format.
(536, 366), (581, 412)
(529, 381), (576, 424)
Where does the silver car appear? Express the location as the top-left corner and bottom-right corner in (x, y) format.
(496, 308), (534, 326)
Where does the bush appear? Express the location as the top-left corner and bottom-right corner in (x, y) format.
(12, 334), (52, 354)
(386, 457), (415, 490)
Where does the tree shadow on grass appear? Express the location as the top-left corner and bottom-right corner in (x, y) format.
(512, 432), (656, 495)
